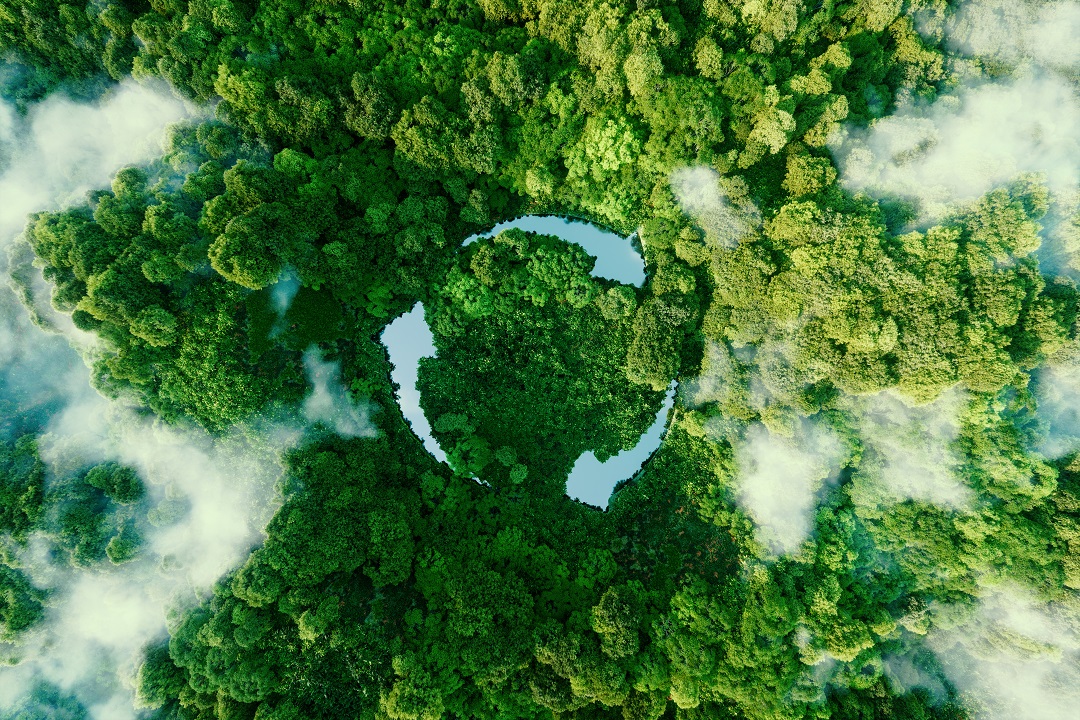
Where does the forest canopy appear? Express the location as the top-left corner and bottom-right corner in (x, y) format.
(1, 0), (1080, 719)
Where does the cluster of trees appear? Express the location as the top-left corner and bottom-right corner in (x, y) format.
(691, 175), (1078, 433)
(136, 411), (974, 720)
(2, 0), (1079, 718)
(0, 680), (90, 719)
(418, 229), (667, 490)
(17, 102), (505, 428)
(7, 0), (956, 436)
(0, 0), (141, 103)
(0, 434), (146, 642)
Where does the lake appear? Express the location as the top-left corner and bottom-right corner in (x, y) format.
(381, 215), (668, 508)
(463, 215), (646, 286)
(564, 383), (676, 508)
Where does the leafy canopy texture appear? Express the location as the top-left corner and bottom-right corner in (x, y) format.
(419, 229), (665, 490)
(3, 0), (1080, 719)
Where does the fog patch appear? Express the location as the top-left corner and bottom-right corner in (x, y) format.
(1026, 3), (1080, 70)
(302, 348), (378, 439)
(7, 239), (97, 343)
(1032, 363), (1080, 459)
(846, 389), (971, 509)
(2, 395), (297, 719)
(0, 79), (276, 720)
(0, 98), (15, 166)
(680, 340), (741, 409)
(832, 0), (1080, 231)
(1034, 187), (1080, 276)
(0, 80), (193, 252)
(830, 75), (1080, 221)
(947, 0), (1080, 71)
(882, 652), (948, 700)
(927, 587), (1080, 720)
(270, 270), (300, 317)
(0, 81), (194, 436)
(89, 694), (142, 720)
(670, 166), (761, 249)
(730, 420), (844, 556)
(41, 393), (295, 588)
(0, 282), (92, 438)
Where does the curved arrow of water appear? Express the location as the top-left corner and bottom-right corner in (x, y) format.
(382, 215), (671, 509)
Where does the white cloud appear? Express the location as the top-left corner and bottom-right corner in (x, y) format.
(1027, 3), (1080, 70)
(0, 285), (93, 437)
(1033, 363), (1080, 458)
(303, 348), (378, 439)
(41, 395), (297, 586)
(0, 80), (194, 251)
(830, 74), (1080, 221)
(0, 81), (194, 436)
(732, 420), (844, 556)
(670, 166), (760, 249)
(0, 82), (261, 720)
(6, 396), (298, 720)
(679, 340), (740, 409)
(831, 0), (1080, 231)
(928, 587), (1080, 720)
(88, 694), (141, 720)
(882, 652), (948, 700)
(847, 388), (972, 510)
(945, 0), (1037, 64)
(270, 271), (301, 318)
(947, 0), (1080, 71)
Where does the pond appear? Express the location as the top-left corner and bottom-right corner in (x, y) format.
(380, 303), (447, 464)
(564, 383), (676, 508)
(381, 215), (668, 509)
(464, 215), (646, 287)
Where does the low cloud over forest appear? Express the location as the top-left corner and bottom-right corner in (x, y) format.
(2, 0), (1080, 719)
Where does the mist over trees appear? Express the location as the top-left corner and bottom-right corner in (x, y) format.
(0, 0), (1079, 719)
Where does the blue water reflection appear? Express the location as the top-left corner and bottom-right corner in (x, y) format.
(464, 215), (645, 287)
(382, 216), (668, 508)
(381, 304), (445, 463)
(564, 384), (675, 509)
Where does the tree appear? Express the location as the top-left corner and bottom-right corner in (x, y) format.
(419, 230), (664, 489)
(84, 463), (144, 505)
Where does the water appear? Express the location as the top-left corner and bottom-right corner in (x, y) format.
(464, 215), (645, 287)
(382, 216), (670, 507)
(380, 304), (446, 463)
(564, 384), (676, 509)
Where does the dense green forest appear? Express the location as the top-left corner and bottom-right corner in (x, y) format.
(2, 0), (1080, 718)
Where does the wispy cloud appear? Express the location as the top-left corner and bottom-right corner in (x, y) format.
(845, 388), (971, 510)
(731, 420), (845, 556)
(0, 80), (194, 434)
(830, 75), (1080, 221)
(670, 166), (761, 249)
(0, 80), (194, 250)
(946, 0), (1080, 70)
(928, 587), (1080, 720)
(303, 348), (378, 439)
(1033, 362), (1080, 459)
(831, 0), (1080, 227)
(0, 81), (261, 720)
(4, 395), (298, 720)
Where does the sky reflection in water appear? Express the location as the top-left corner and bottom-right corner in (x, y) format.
(382, 216), (669, 508)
